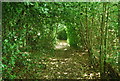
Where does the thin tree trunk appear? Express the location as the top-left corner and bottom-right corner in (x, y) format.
(100, 2), (106, 79)
(104, 2), (108, 75)
(118, 1), (120, 72)
(85, 3), (88, 48)
(85, 3), (93, 65)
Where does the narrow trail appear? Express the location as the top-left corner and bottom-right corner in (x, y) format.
(16, 40), (100, 79)
(41, 40), (100, 79)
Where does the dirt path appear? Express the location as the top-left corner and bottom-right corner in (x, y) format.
(41, 40), (100, 79)
(16, 40), (100, 79)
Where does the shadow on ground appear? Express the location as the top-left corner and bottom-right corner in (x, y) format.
(42, 40), (100, 79)
(15, 40), (100, 79)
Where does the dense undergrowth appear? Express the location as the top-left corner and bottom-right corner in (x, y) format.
(2, 2), (120, 79)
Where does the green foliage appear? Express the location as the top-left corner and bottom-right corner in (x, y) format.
(66, 25), (78, 48)
(57, 28), (67, 40)
(2, 2), (56, 79)
(2, 2), (119, 79)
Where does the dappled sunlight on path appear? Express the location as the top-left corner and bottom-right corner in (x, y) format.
(42, 40), (100, 79)
(55, 40), (69, 49)
(16, 40), (100, 79)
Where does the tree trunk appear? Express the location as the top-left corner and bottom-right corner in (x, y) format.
(118, 1), (120, 72)
(100, 2), (106, 79)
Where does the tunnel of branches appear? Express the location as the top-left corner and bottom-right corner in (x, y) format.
(2, 2), (120, 79)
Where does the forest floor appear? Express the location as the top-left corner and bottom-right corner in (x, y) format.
(15, 40), (100, 79)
